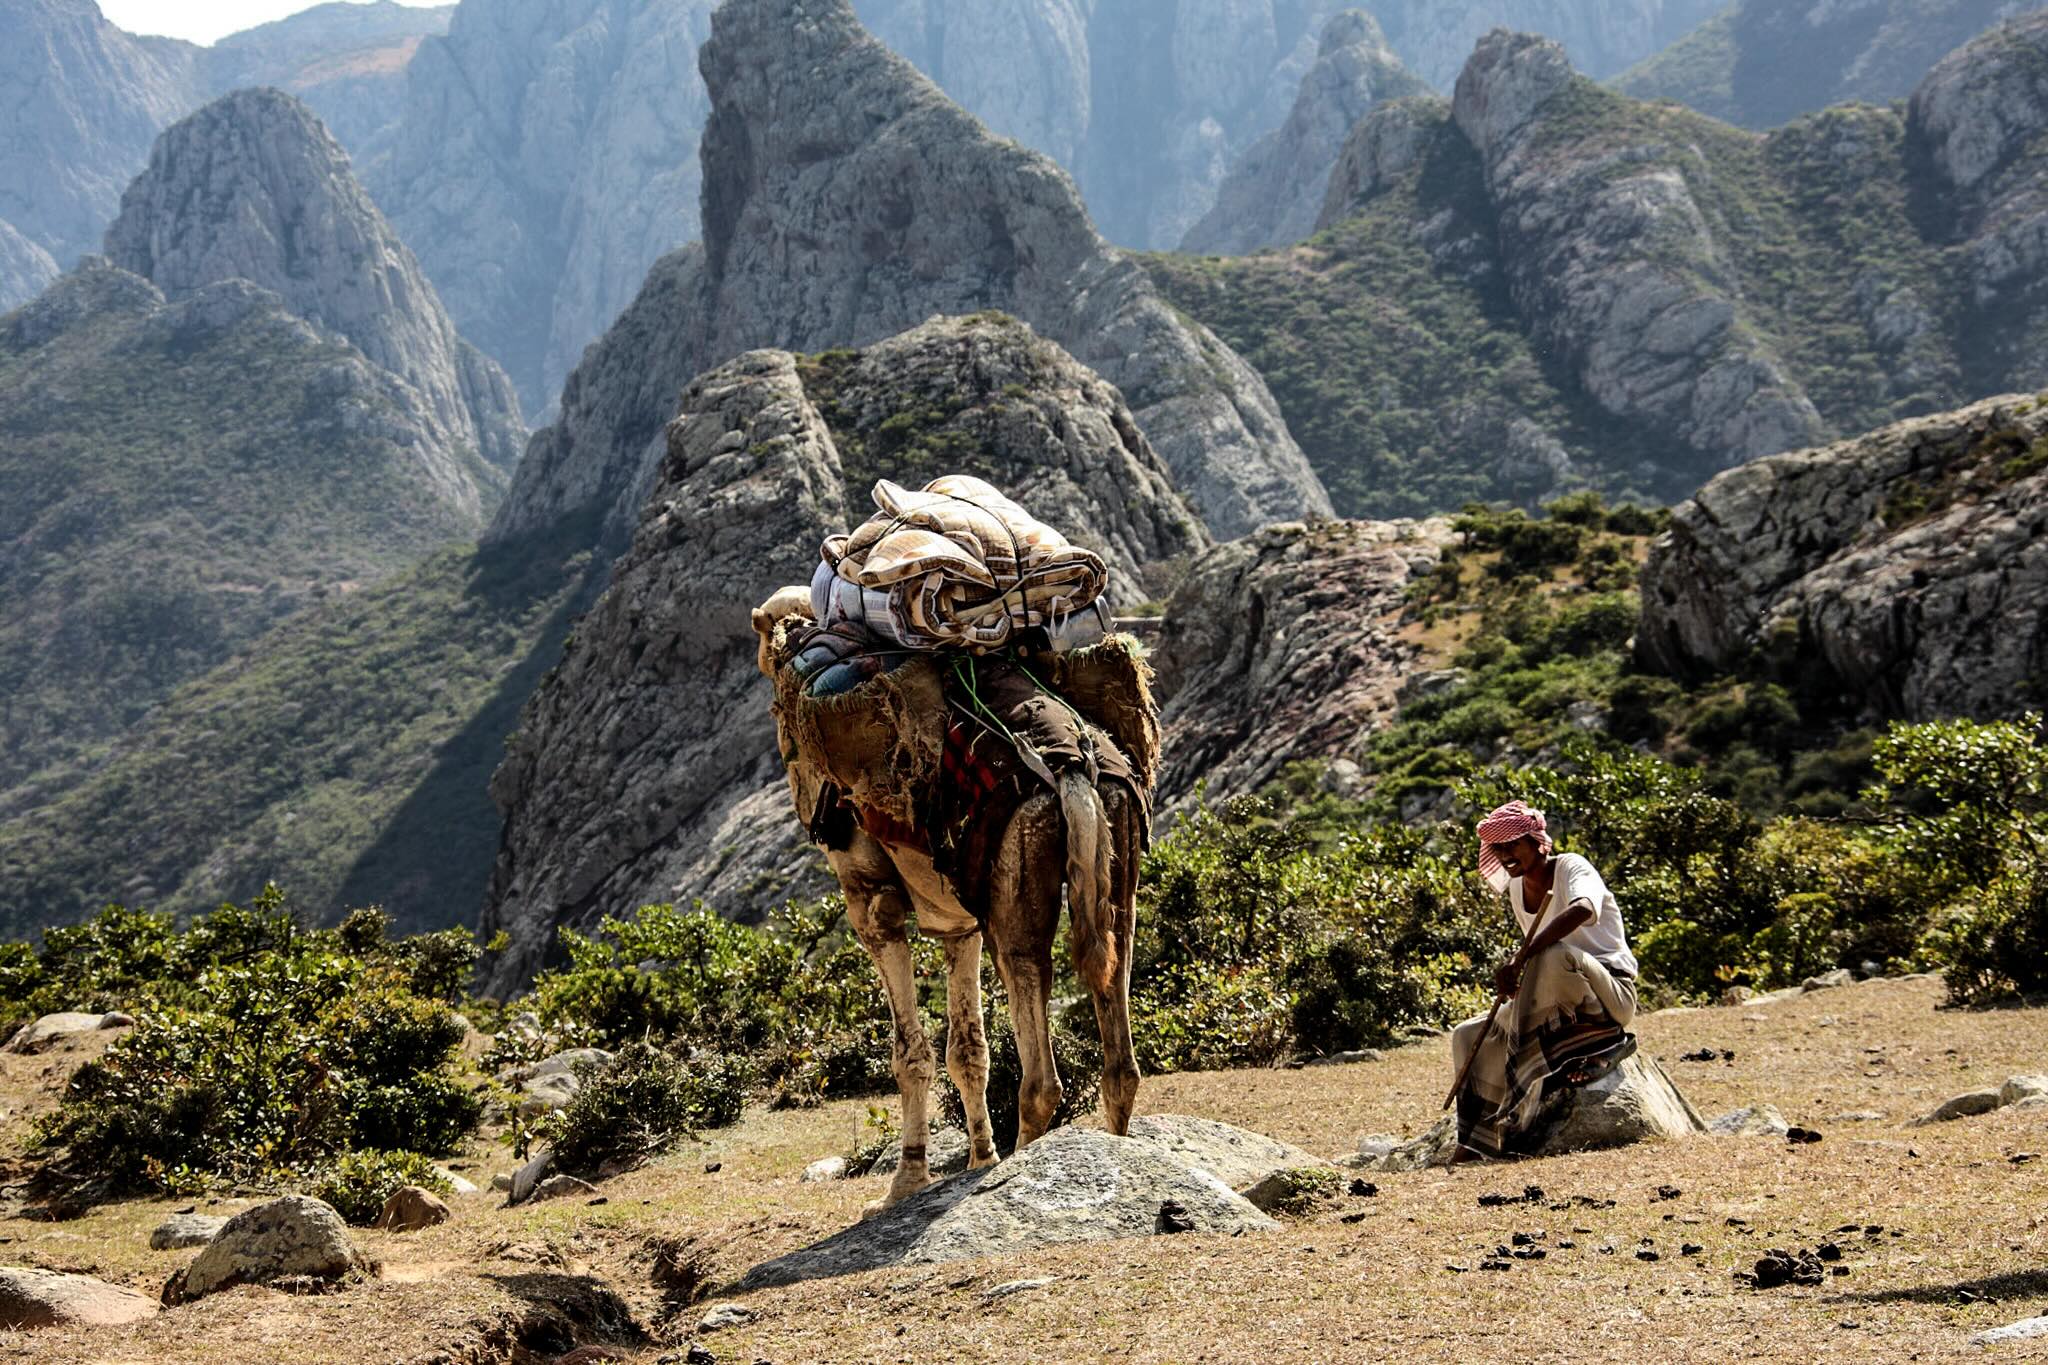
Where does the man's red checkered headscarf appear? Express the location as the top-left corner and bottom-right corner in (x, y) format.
(1476, 800), (1551, 894)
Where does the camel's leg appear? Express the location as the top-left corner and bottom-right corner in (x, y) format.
(942, 933), (999, 1168)
(1090, 783), (1144, 1136)
(832, 840), (935, 1213)
(990, 796), (1065, 1149)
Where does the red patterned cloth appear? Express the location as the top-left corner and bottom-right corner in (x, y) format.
(1476, 800), (1552, 894)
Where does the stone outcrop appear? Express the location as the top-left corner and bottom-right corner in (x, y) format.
(1152, 518), (1454, 806)
(163, 1196), (368, 1303)
(480, 314), (1205, 992)
(1636, 394), (2048, 722)
(2, 1010), (133, 1054)
(1181, 12), (1430, 254)
(0, 1267), (158, 1329)
(107, 89), (523, 469)
(1454, 30), (1826, 477)
(737, 1124), (1279, 1290)
(715, 0), (1324, 539)
(1617, 0), (2032, 129)
(1907, 11), (2048, 395)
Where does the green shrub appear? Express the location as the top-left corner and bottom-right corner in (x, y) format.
(310, 1149), (451, 1226)
(547, 1041), (753, 1176)
(1925, 866), (2048, 1005)
(1132, 960), (1295, 1074)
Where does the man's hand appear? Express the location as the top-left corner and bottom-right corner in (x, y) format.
(1493, 957), (1523, 1000)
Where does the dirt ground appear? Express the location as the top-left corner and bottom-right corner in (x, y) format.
(0, 974), (2042, 1363)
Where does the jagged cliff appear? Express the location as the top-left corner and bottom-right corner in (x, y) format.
(1616, 0), (2031, 129)
(106, 88), (524, 468)
(479, 314), (1208, 992)
(1149, 23), (2048, 517)
(1637, 393), (2048, 722)
(493, 0), (1327, 549)
(1180, 11), (1430, 255)
(1152, 517), (1454, 805)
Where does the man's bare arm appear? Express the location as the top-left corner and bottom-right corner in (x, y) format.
(1494, 900), (1595, 997)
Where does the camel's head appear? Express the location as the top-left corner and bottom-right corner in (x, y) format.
(750, 585), (813, 678)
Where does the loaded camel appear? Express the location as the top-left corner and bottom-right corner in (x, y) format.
(752, 585), (1148, 1212)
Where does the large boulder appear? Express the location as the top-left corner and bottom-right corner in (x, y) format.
(149, 1212), (228, 1250)
(738, 1125), (1278, 1289)
(163, 1195), (368, 1303)
(1125, 1115), (1333, 1191)
(0, 1268), (158, 1329)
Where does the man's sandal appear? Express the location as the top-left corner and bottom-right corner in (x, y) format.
(1560, 1033), (1637, 1088)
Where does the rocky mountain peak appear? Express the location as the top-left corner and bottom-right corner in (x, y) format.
(105, 87), (524, 467)
(1450, 28), (1575, 158)
(1180, 8), (1430, 254)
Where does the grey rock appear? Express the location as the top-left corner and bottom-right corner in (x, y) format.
(1973, 1315), (2048, 1346)
(510, 1151), (554, 1205)
(1827, 1111), (1887, 1123)
(490, 0), (1325, 550)
(166, 1196), (366, 1303)
(2000, 1075), (2048, 1106)
(1152, 518), (1456, 806)
(490, 1173), (514, 1194)
(1125, 1115), (1331, 1192)
(1316, 94), (1446, 232)
(1801, 969), (1856, 991)
(1912, 1089), (2004, 1125)
(480, 316), (1205, 991)
(1708, 1105), (1789, 1138)
(1523, 1055), (1707, 1152)
(0, 1267), (158, 1329)
(2013, 1095), (2048, 1112)
(1182, 12), (1430, 254)
(517, 1073), (582, 1116)
(982, 1276), (1055, 1301)
(700, 1302), (758, 1331)
(436, 1169), (480, 1196)
(1637, 394), (2048, 722)
(803, 1157), (850, 1184)
(3, 1011), (131, 1054)
(502, 1048), (613, 1086)
(530, 1175), (600, 1203)
(871, 1127), (971, 1179)
(1454, 31), (1826, 481)
(1355, 1117), (1457, 1172)
(149, 1212), (227, 1250)
(736, 1125), (1277, 1290)
(106, 89), (524, 471)
(1306, 1049), (1384, 1067)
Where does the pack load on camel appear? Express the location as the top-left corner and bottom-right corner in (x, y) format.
(751, 474), (1155, 1214)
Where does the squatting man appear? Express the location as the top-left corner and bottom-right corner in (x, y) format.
(1447, 801), (1640, 1163)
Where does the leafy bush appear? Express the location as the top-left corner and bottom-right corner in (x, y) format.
(545, 1041), (753, 1176)
(33, 898), (481, 1195)
(310, 1149), (452, 1226)
(1928, 866), (2048, 1005)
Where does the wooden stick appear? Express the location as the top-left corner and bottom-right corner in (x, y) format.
(1442, 992), (1505, 1111)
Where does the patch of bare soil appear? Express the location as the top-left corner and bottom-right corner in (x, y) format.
(0, 976), (2041, 1363)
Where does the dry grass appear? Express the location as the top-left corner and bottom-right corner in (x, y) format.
(2, 976), (2043, 1363)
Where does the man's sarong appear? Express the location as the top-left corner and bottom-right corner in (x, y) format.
(1451, 943), (1638, 1159)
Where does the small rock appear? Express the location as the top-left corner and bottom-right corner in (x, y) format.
(373, 1186), (452, 1232)
(0, 1268), (159, 1328)
(1786, 1126), (1824, 1144)
(2, 1012), (129, 1055)
(704, 1161), (723, 1173)
(437, 1169), (480, 1196)
(1636, 1249), (1659, 1262)
(1305, 1049), (1383, 1067)
(1971, 1316), (2048, 1346)
(1718, 986), (1757, 1006)
(1654, 1185), (1683, 1201)
(531, 1175), (600, 1203)
(149, 1212), (227, 1250)
(1681, 1243), (1702, 1256)
(700, 1303), (757, 1332)
(801, 1157), (848, 1183)
(1348, 1179), (1376, 1197)
(2013, 1095), (2048, 1112)
(1158, 1199), (1196, 1233)
(1999, 1074), (2048, 1106)
(1826, 1111), (1885, 1123)
(1709, 1106), (1789, 1138)
(982, 1277), (1054, 1301)
(1801, 969), (1855, 991)
(510, 1150), (554, 1204)
(490, 1172), (514, 1193)
(1912, 1089), (2002, 1125)
(685, 1347), (718, 1365)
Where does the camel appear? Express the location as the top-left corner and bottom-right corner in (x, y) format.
(752, 587), (1145, 1212)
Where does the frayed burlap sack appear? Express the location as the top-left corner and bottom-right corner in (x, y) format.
(770, 619), (945, 830)
(1045, 635), (1159, 795)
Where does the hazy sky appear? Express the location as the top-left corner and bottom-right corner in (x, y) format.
(100, 0), (446, 47)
